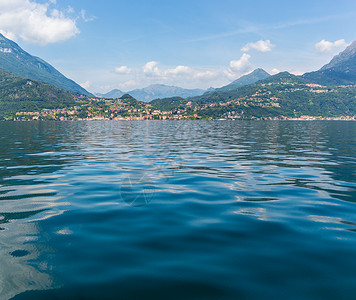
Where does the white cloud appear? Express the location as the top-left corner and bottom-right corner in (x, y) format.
(143, 62), (195, 77)
(0, 30), (17, 41)
(193, 70), (219, 80)
(315, 39), (349, 53)
(66, 6), (75, 14)
(80, 9), (96, 23)
(80, 80), (91, 90)
(0, 0), (79, 45)
(142, 61), (220, 82)
(241, 40), (275, 52)
(114, 66), (132, 75)
(230, 53), (252, 72)
(289, 69), (304, 76)
(225, 53), (253, 80)
(111, 58), (264, 91)
(270, 68), (281, 75)
(165, 65), (192, 76)
(269, 68), (304, 76)
(143, 61), (161, 76)
(119, 80), (137, 90)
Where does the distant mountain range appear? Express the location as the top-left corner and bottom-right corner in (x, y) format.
(0, 33), (92, 96)
(100, 84), (205, 102)
(99, 69), (270, 101)
(96, 89), (124, 99)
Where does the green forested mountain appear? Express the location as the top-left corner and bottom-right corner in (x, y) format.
(149, 97), (188, 111)
(1, 36), (355, 120)
(150, 72), (356, 119)
(0, 68), (77, 119)
(0, 33), (92, 96)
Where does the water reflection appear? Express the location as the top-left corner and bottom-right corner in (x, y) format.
(0, 216), (55, 299)
(0, 122), (74, 299)
(0, 120), (355, 300)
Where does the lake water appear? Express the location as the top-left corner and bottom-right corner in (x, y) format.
(1, 120), (356, 300)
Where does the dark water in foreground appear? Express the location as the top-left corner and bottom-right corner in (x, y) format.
(1, 120), (356, 300)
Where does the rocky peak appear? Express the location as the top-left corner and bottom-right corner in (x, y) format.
(321, 40), (356, 71)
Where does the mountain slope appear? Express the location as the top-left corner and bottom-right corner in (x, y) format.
(0, 33), (92, 96)
(190, 72), (308, 105)
(0, 68), (77, 119)
(218, 68), (271, 91)
(150, 72), (356, 118)
(150, 97), (188, 111)
(99, 84), (204, 101)
(303, 41), (356, 85)
(120, 84), (205, 101)
(100, 89), (124, 99)
(201, 72), (356, 117)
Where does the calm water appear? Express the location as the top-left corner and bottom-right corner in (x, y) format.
(1, 120), (356, 300)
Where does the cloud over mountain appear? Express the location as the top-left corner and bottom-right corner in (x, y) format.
(143, 61), (160, 76)
(0, 0), (79, 45)
(315, 39), (349, 53)
(225, 53), (252, 79)
(115, 66), (132, 74)
(142, 61), (219, 82)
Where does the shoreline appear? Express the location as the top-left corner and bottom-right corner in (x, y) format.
(4, 116), (356, 122)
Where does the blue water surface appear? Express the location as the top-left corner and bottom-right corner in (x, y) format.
(0, 120), (356, 300)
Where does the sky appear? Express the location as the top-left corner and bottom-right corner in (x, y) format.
(0, 0), (355, 93)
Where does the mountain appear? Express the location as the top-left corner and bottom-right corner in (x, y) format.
(101, 84), (205, 101)
(303, 41), (356, 85)
(149, 71), (356, 119)
(189, 71), (307, 105)
(149, 97), (187, 111)
(129, 84), (205, 102)
(0, 68), (77, 119)
(0, 33), (92, 96)
(218, 68), (271, 91)
(98, 89), (124, 99)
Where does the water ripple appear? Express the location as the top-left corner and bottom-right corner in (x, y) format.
(0, 120), (355, 300)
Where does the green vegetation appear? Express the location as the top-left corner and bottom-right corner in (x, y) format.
(148, 72), (356, 119)
(1, 33), (355, 121)
(150, 97), (189, 111)
(2, 69), (355, 121)
(0, 68), (77, 120)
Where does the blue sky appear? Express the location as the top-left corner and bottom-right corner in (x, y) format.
(0, 0), (356, 93)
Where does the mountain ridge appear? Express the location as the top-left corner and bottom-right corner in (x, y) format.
(0, 33), (92, 96)
(303, 41), (356, 85)
(100, 84), (205, 102)
(217, 68), (271, 91)
(0, 67), (77, 119)
(96, 89), (124, 99)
